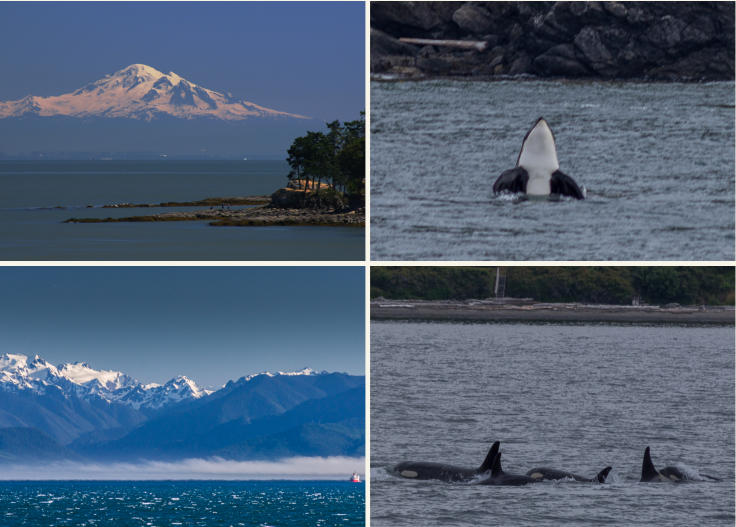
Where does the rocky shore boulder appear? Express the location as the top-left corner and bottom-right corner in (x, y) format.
(270, 187), (348, 211)
(371, 1), (734, 80)
(270, 188), (305, 209)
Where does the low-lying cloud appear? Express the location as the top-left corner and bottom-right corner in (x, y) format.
(0, 456), (365, 480)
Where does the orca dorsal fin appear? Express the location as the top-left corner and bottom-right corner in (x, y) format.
(478, 441), (500, 473)
(491, 452), (504, 477)
(641, 446), (659, 481)
(597, 466), (612, 483)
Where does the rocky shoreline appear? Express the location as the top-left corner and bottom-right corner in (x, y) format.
(65, 201), (365, 228)
(371, 2), (734, 81)
(371, 299), (734, 325)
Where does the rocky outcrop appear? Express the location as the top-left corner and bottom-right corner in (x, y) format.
(371, 2), (734, 80)
(270, 187), (348, 211)
(270, 187), (308, 208)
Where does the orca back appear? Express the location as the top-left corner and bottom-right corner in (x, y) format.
(659, 466), (687, 482)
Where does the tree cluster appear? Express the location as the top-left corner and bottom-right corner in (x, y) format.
(371, 267), (735, 306)
(286, 113), (365, 209)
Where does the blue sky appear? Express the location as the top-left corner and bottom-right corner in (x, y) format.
(0, 2), (364, 122)
(0, 267), (365, 387)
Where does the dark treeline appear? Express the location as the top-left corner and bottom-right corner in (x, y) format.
(285, 113), (365, 209)
(371, 267), (735, 306)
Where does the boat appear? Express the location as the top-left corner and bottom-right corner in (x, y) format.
(351, 472), (361, 483)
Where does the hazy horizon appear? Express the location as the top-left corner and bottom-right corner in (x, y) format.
(0, 456), (366, 480)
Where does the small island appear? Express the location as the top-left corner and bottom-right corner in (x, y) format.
(65, 116), (365, 228)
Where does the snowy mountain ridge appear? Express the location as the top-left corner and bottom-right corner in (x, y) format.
(241, 367), (320, 382)
(0, 354), (335, 411)
(0, 353), (209, 410)
(0, 63), (308, 121)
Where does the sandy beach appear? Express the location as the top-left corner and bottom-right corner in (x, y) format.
(371, 299), (734, 325)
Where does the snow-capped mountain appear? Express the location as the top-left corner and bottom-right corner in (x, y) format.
(0, 353), (208, 410)
(0, 63), (308, 121)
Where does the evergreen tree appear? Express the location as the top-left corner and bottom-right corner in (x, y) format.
(284, 113), (365, 208)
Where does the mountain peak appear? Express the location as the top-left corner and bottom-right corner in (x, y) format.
(0, 64), (308, 121)
(0, 352), (208, 410)
(118, 63), (164, 76)
(0, 353), (29, 369)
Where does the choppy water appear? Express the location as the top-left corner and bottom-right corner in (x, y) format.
(0, 161), (364, 260)
(370, 321), (734, 526)
(0, 480), (364, 526)
(370, 80), (735, 260)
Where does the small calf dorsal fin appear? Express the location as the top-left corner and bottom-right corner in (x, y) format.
(491, 452), (504, 477)
(597, 466), (612, 483)
(478, 441), (500, 473)
(641, 446), (659, 481)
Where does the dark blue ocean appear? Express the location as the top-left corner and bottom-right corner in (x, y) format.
(0, 160), (364, 261)
(0, 480), (364, 526)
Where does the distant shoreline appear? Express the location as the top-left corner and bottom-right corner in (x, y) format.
(371, 300), (734, 325)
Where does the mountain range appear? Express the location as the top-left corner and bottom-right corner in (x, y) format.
(0, 353), (364, 463)
(0, 64), (308, 121)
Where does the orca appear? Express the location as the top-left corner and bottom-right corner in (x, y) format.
(640, 446), (690, 482)
(493, 117), (585, 200)
(641, 446), (722, 482)
(479, 451), (539, 486)
(391, 441), (499, 482)
(526, 466), (612, 483)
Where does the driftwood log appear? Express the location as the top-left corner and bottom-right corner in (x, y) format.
(398, 38), (488, 51)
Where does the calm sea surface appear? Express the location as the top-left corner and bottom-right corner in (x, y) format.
(370, 80), (735, 260)
(0, 480), (364, 526)
(0, 161), (364, 260)
(371, 321), (734, 526)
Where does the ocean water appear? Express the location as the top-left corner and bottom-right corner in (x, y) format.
(370, 321), (734, 526)
(0, 480), (364, 526)
(0, 160), (364, 260)
(370, 80), (735, 260)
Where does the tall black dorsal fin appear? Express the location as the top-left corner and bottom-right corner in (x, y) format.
(491, 452), (504, 477)
(641, 446), (659, 481)
(478, 441), (500, 473)
(597, 466), (612, 483)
